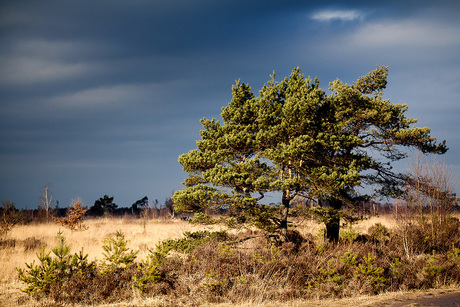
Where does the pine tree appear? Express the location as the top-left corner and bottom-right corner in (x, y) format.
(173, 66), (447, 242)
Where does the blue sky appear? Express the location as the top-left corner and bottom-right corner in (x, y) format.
(1, 0), (459, 209)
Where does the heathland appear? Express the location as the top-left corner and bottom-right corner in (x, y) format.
(1, 212), (460, 306)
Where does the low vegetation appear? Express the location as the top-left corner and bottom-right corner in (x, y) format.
(3, 210), (458, 306)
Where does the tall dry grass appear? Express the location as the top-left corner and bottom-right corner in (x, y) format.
(0, 214), (394, 285)
(0, 217), (226, 284)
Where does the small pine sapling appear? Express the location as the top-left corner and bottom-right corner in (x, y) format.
(99, 230), (138, 275)
(17, 230), (94, 296)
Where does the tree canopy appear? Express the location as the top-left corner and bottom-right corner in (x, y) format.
(90, 195), (118, 216)
(173, 66), (447, 241)
(131, 196), (149, 213)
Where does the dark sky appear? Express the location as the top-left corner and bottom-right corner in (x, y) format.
(1, 0), (459, 209)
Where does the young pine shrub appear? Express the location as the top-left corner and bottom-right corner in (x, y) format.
(303, 243), (395, 298)
(423, 251), (445, 278)
(339, 226), (360, 244)
(99, 230), (138, 275)
(131, 241), (173, 295)
(354, 253), (386, 293)
(18, 230), (144, 304)
(17, 231), (95, 298)
(132, 254), (162, 294)
(17, 247), (58, 297)
(367, 223), (391, 244)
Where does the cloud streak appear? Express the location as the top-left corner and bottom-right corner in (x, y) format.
(0, 55), (91, 85)
(311, 9), (364, 22)
(350, 20), (460, 48)
(0, 1), (459, 209)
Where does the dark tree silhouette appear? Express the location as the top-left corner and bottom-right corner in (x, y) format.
(90, 195), (117, 216)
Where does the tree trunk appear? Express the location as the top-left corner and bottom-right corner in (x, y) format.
(280, 192), (290, 240)
(325, 216), (340, 243)
(319, 198), (341, 243)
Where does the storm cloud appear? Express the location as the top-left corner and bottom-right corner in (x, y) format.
(1, 0), (459, 209)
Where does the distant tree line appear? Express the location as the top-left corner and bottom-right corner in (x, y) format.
(0, 194), (177, 229)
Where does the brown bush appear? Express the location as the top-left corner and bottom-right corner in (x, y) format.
(23, 237), (45, 251)
(49, 265), (139, 304)
(52, 199), (88, 231)
(0, 238), (16, 249)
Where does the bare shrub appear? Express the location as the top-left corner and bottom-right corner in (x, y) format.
(1, 200), (17, 237)
(394, 155), (458, 255)
(48, 265), (138, 304)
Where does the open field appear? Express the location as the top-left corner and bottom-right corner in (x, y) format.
(1, 217), (227, 283)
(1, 215), (459, 306)
(1, 215), (397, 283)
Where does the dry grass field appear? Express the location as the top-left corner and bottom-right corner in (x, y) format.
(1, 217), (231, 306)
(1, 215), (459, 306)
(1, 217), (226, 283)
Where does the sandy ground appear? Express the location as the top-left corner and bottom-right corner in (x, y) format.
(371, 288), (460, 307)
(1, 284), (459, 307)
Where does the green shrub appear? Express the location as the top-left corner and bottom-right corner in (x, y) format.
(355, 253), (386, 288)
(368, 223), (390, 244)
(340, 227), (360, 243)
(17, 247), (57, 295)
(156, 230), (227, 255)
(423, 251), (445, 276)
(390, 257), (403, 276)
(17, 231), (94, 296)
(340, 251), (358, 267)
(132, 253), (162, 293)
(99, 230), (138, 275)
(447, 244), (460, 262)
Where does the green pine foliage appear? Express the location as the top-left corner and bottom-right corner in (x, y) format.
(99, 230), (138, 275)
(173, 66), (447, 242)
(156, 230), (228, 255)
(17, 247), (57, 295)
(17, 230), (94, 296)
(132, 254), (162, 293)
